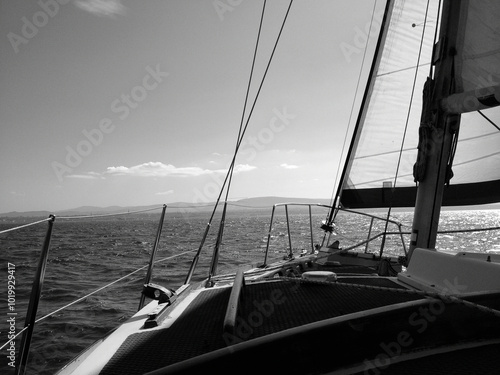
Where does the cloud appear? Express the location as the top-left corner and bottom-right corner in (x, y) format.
(103, 161), (256, 178)
(74, 0), (126, 17)
(280, 163), (299, 169)
(233, 164), (257, 173)
(106, 162), (214, 177)
(65, 162), (258, 179)
(156, 190), (174, 196)
(67, 173), (101, 179)
(10, 191), (26, 197)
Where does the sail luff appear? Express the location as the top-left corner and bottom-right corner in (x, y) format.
(328, 0), (395, 224)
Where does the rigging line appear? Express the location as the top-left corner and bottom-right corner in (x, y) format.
(478, 109), (500, 131)
(328, 0), (380, 223)
(438, 226), (500, 234)
(207, 0), (292, 226)
(203, 0), (293, 224)
(0, 327), (27, 351)
(226, 0), (267, 200)
(213, 1), (267, 270)
(380, 0), (432, 256)
(172, 203), (221, 209)
(57, 205), (164, 219)
(0, 247), (196, 352)
(0, 217), (52, 235)
(185, 0), (294, 283)
(31, 249), (196, 326)
(227, 0), (293, 193)
(228, 0), (294, 187)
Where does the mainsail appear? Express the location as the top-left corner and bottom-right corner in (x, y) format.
(340, 0), (500, 209)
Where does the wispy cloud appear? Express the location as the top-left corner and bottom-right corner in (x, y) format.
(104, 161), (256, 178)
(10, 191), (26, 197)
(280, 163), (299, 169)
(233, 164), (257, 173)
(66, 162), (257, 179)
(67, 173), (101, 179)
(156, 190), (174, 196)
(74, 0), (126, 18)
(106, 162), (212, 177)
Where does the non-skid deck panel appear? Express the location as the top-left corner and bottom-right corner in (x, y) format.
(99, 287), (231, 375)
(99, 279), (421, 375)
(354, 343), (500, 375)
(234, 278), (419, 338)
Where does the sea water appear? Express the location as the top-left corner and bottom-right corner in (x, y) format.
(1, 208), (499, 374)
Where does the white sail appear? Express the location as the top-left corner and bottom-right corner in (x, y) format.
(440, 0), (500, 202)
(341, 0), (500, 208)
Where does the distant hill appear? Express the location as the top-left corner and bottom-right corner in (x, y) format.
(0, 197), (333, 218)
(0, 210), (53, 218)
(2, 197), (497, 218)
(225, 196), (332, 208)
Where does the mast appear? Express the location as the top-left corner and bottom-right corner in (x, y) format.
(408, 0), (462, 260)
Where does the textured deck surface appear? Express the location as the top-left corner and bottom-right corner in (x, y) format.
(99, 277), (420, 374)
(354, 343), (500, 375)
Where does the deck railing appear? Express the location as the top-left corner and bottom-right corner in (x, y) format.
(262, 203), (410, 267)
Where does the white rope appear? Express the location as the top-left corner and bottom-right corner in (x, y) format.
(0, 217), (52, 235)
(57, 205), (164, 219)
(0, 248), (197, 351)
(0, 206), (166, 234)
(33, 249), (196, 324)
(0, 327), (28, 350)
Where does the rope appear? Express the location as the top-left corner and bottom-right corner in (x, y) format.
(438, 225), (500, 234)
(0, 206), (166, 235)
(41, 249), (194, 319)
(0, 217), (52, 235)
(0, 248), (197, 351)
(0, 327), (28, 350)
(229, 0), (267, 188)
(209, 0), (268, 280)
(214, 0), (294, 210)
(185, 1), (295, 284)
(57, 205), (164, 219)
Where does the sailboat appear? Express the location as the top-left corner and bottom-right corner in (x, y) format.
(12, 0), (500, 374)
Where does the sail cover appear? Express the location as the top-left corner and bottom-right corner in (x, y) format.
(341, 0), (500, 208)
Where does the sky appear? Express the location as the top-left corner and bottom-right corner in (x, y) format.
(0, 0), (381, 213)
